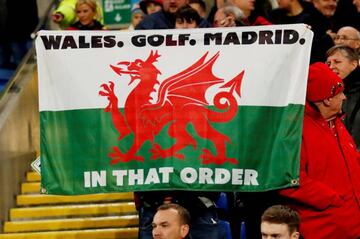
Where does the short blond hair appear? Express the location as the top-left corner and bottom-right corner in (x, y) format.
(76, 0), (99, 17)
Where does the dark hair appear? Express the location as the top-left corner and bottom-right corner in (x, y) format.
(326, 45), (359, 62)
(175, 5), (201, 25)
(189, 0), (206, 11)
(157, 203), (191, 225)
(261, 205), (300, 234)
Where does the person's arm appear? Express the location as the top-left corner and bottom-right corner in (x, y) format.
(52, 0), (77, 29)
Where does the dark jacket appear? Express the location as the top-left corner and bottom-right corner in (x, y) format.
(68, 20), (104, 30)
(136, 9), (211, 30)
(269, 1), (314, 25)
(135, 191), (220, 216)
(343, 67), (360, 149)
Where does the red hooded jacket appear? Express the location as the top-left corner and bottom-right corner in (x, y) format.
(279, 103), (360, 239)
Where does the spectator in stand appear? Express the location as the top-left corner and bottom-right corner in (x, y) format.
(207, 0), (226, 24)
(189, 0), (207, 18)
(261, 205), (301, 239)
(334, 26), (360, 53)
(278, 62), (360, 239)
(313, 0), (337, 18)
(128, 4), (145, 30)
(68, 0), (105, 30)
(139, 0), (163, 15)
(304, 0), (338, 62)
(229, 0), (272, 25)
(152, 203), (191, 239)
(52, 0), (103, 29)
(136, 191), (223, 239)
(175, 5), (201, 28)
(213, 4), (245, 27)
(136, 0), (211, 29)
(326, 45), (359, 79)
(269, 0), (315, 25)
(326, 45), (360, 149)
(332, 0), (359, 32)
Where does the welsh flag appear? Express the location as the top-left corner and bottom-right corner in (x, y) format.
(36, 24), (313, 195)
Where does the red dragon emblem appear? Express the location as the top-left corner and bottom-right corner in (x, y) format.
(99, 51), (244, 165)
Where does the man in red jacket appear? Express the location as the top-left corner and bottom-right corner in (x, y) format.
(279, 62), (360, 239)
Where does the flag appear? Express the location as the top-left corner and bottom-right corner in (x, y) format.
(36, 24), (313, 195)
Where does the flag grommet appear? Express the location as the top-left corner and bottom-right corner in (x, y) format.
(291, 179), (298, 185)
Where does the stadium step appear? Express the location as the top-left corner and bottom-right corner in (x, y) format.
(0, 228), (138, 239)
(10, 202), (136, 220)
(0, 171), (139, 238)
(17, 192), (134, 206)
(26, 171), (40, 182)
(20, 182), (40, 194)
(4, 215), (139, 232)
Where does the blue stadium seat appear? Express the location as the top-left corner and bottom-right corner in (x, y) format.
(219, 219), (232, 239)
(0, 68), (14, 81)
(216, 192), (229, 211)
(240, 221), (246, 239)
(0, 68), (14, 91)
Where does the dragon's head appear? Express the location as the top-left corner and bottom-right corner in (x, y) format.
(110, 51), (162, 85)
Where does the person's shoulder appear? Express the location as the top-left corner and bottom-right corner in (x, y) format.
(136, 11), (169, 30)
(67, 21), (81, 30)
(269, 8), (287, 17)
(268, 8), (288, 24)
(93, 20), (105, 30)
(198, 18), (212, 28)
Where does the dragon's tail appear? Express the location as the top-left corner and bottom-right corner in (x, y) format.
(207, 92), (238, 123)
(207, 71), (244, 122)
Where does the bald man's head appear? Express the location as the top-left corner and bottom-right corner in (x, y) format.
(335, 26), (360, 50)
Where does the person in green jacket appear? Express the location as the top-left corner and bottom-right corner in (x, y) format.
(52, 0), (103, 29)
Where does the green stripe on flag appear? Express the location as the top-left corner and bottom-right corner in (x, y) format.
(40, 105), (303, 195)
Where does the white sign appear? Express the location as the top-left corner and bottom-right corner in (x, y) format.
(31, 156), (41, 174)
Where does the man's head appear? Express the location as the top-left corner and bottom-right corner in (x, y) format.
(335, 26), (360, 50)
(312, 0), (337, 17)
(163, 0), (189, 13)
(152, 203), (191, 239)
(213, 5), (244, 27)
(261, 205), (300, 239)
(307, 62), (346, 119)
(326, 45), (359, 79)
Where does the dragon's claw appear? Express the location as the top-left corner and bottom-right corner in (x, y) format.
(150, 144), (184, 160)
(200, 149), (237, 165)
(109, 146), (144, 164)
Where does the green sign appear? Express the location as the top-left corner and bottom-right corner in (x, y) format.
(102, 0), (132, 27)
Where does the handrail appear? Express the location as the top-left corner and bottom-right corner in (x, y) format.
(0, 0), (58, 101)
(31, 0), (59, 40)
